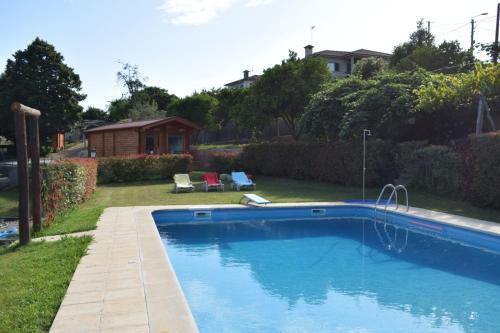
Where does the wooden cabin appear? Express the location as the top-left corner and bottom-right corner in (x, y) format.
(84, 117), (201, 157)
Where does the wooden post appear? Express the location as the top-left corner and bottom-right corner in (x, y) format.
(30, 117), (42, 232)
(15, 111), (30, 245)
(12, 102), (42, 245)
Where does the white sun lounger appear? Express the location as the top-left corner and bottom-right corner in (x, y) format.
(239, 194), (271, 206)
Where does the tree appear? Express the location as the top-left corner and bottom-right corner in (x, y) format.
(133, 86), (177, 112)
(129, 101), (166, 120)
(107, 98), (131, 122)
(391, 20), (473, 73)
(242, 51), (330, 139)
(116, 61), (146, 98)
(0, 38), (85, 143)
(352, 57), (387, 79)
(168, 93), (218, 128)
(303, 71), (434, 142)
(207, 88), (248, 129)
(82, 106), (107, 121)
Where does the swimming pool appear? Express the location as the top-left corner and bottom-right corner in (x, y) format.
(153, 206), (500, 333)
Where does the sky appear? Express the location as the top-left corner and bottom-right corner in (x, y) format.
(0, 0), (498, 110)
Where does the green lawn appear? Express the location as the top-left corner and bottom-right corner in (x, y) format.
(0, 188), (18, 217)
(2, 176), (500, 238)
(0, 237), (91, 333)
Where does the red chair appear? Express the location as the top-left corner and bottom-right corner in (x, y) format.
(202, 172), (224, 192)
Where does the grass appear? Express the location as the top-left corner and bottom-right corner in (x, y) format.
(90, 177), (500, 222)
(2, 176), (500, 238)
(0, 188), (18, 217)
(33, 204), (104, 238)
(0, 236), (91, 333)
(192, 143), (246, 150)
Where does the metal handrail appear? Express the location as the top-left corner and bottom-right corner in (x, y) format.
(386, 185), (409, 212)
(374, 184), (398, 217)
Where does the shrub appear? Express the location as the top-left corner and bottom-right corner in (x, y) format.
(240, 140), (395, 186)
(396, 145), (462, 195)
(467, 133), (500, 208)
(210, 152), (242, 174)
(97, 154), (192, 183)
(42, 158), (98, 225)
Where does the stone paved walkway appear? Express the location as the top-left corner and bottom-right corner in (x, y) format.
(49, 206), (198, 333)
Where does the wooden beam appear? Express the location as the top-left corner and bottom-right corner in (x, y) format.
(30, 117), (41, 232)
(15, 112), (30, 245)
(11, 102), (41, 117)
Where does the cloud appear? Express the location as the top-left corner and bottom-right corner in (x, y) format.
(160, 0), (272, 25)
(244, 0), (272, 7)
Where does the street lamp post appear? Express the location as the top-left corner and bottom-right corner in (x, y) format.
(471, 12), (489, 49)
(362, 129), (371, 202)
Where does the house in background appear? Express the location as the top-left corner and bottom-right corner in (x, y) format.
(304, 45), (391, 77)
(224, 70), (260, 89)
(84, 117), (201, 157)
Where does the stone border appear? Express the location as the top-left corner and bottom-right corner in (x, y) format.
(50, 202), (500, 333)
(50, 207), (198, 333)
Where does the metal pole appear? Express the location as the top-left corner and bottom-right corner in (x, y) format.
(15, 111), (30, 245)
(494, 3), (500, 64)
(362, 129), (371, 202)
(471, 19), (475, 49)
(30, 117), (41, 232)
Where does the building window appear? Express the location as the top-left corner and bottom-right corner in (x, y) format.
(328, 62), (340, 72)
(168, 134), (184, 153)
(347, 63), (352, 74)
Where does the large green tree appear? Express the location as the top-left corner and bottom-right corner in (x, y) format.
(391, 20), (474, 73)
(207, 88), (248, 129)
(82, 106), (107, 121)
(168, 93), (218, 128)
(303, 71), (440, 142)
(242, 51), (330, 139)
(0, 38), (85, 143)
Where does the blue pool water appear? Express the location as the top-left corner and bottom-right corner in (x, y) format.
(154, 208), (500, 333)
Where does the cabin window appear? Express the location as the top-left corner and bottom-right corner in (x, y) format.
(168, 134), (184, 153)
(145, 133), (154, 154)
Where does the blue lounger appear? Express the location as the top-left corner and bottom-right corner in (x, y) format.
(231, 172), (256, 191)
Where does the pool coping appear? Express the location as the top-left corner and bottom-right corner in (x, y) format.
(49, 202), (500, 333)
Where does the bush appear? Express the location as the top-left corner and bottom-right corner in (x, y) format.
(396, 145), (462, 195)
(97, 154), (192, 183)
(467, 133), (500, 208)
(241, 140), (395, 186)
(210, 152), (242, 174)
(42, 158), (98, 224)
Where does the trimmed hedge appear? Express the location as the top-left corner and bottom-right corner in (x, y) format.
(210, 152), (242, 174)
(236, 136), (500, 210)
(97, 154), (192, 183)
(396, 145), (462, 195)
(467, 133), (500, 208)
(241, 140), (395, 186)
(42, 158), (98, 225)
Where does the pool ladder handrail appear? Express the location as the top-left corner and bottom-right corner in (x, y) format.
(373, 184), (410, 253)
(374, 184), (409, 217)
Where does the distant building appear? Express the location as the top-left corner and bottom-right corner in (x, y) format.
(224, 70), (260, 89)
(304, 45), (391, 78)
(84, 117), (201, 157)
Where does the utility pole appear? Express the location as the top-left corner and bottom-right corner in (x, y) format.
(427, 20), (431, 34)
(471, 18), (475, 49)
(494, 3), (500, 64)
(471, 12), (489, 50)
